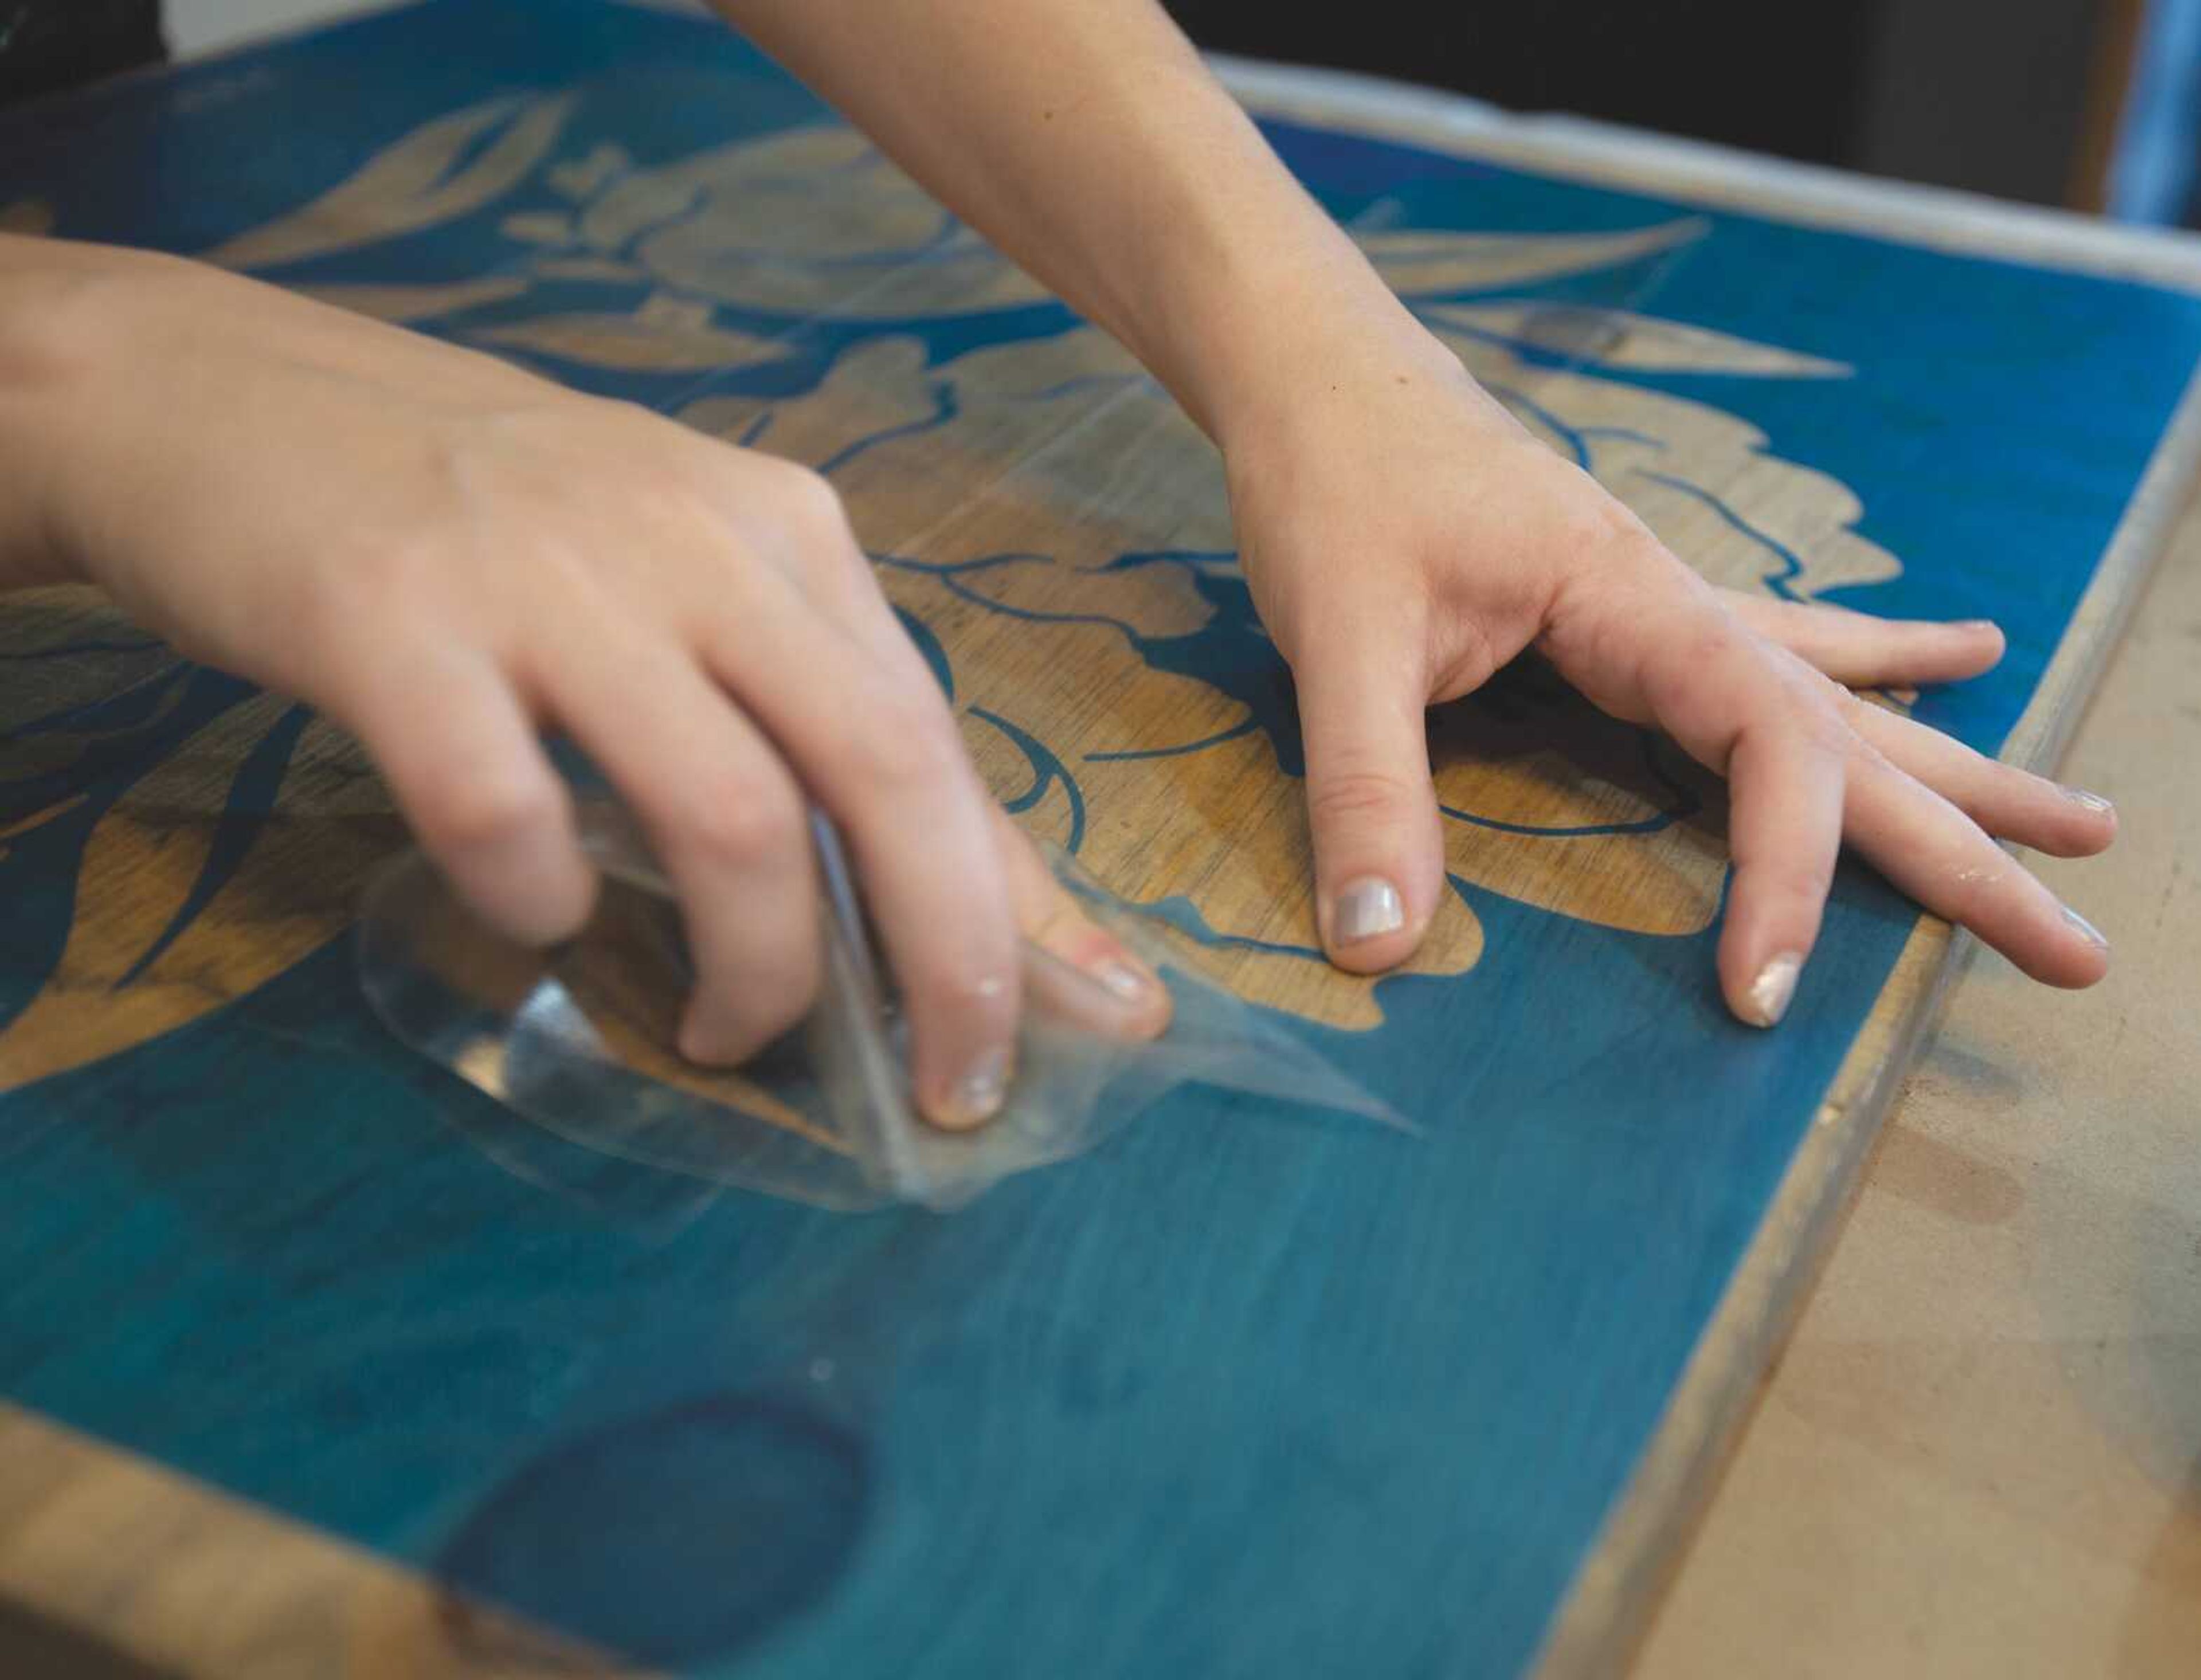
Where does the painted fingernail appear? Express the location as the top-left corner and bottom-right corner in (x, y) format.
(1333, 877), (1405, 946)
(944, 1043), (1011, 1127)
(2060, 904), (2109, 950)
(1092, 957), (1152, 1002)
(2061, 785), (2115, 817)
(1745, 953), (1803, 1028)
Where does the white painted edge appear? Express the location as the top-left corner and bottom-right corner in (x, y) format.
(1213, 55), (2201, 292)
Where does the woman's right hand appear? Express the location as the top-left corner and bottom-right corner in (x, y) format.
(0, 237), (1168, 1125)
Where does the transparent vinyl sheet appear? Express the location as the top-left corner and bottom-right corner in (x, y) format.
(357, 801), (1404, 1213)
(352, 174), (1701, 1214)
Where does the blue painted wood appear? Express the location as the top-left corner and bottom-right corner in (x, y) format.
(2, 3), (2198, 1674)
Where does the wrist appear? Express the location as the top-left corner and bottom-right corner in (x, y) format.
(1106, 170), (1461, 453)
(0, 237), (156, 591)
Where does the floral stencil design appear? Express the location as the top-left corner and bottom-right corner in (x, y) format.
(2, 94), (1905, 1084)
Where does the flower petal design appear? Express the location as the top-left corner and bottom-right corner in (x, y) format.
(1436, 332), (1901, 601)
(11, 118), (1910, 1059)
(1424, 301), (1850, 377)
(1361, 218), (1708, 298)
(677, 308), (1879, 1016)
(301, 277), (532, 324)
(203, 94), (578, 271)
(472, 301), (784, 371)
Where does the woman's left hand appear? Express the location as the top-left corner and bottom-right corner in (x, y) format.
(1218, 323), (2116, 1027)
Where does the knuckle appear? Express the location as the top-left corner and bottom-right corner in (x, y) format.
(416, 762), (561, 858)
(1308, 766), (1413, 828)
(1787, 694), (1855, 760)
(671, 771), (805, 872)
(853, 684), (963, 786)
(906, 944), (1019, 1030)
(757, 459), (854, 547)
(1557, 489), (1647, 556)
(705, 940), (822, 1044)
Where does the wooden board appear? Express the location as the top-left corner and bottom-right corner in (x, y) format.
(3, 3), (2200, 1674)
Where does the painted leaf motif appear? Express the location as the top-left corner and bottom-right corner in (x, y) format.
(1434, 328), (1900, 601)
(1357, 220), (1708, 299)
(511, 120), (1713, 324)
(0, 693), (400, 1094)
(1425, 301), (1850, 377)
(472, 294), (784, 370)
(301, 277), (532, 324)
(203, 94), (577, 271)
(0, 587), (173, 739)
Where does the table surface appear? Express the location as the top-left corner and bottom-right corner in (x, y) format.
(1, 7), (2198, 1675)
(1638, 453), (2201, 1677)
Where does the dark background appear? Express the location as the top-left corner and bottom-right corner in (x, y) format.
(1163, 0), (2141, 211)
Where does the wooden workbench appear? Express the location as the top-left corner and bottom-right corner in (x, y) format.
(1638, 441), (2201, 1677)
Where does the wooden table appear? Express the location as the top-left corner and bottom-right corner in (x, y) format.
(1639, 451), (2201, 1677)
(2, 6), (2198, 1675)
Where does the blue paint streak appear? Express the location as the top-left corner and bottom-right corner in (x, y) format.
(0, 638), (165, 663)
(968, 706), (1084, 853)
(876, 552), (1146, 644)
(1576, 425), (1666, 449)
(6, 663), (190, 742)
(816, 381), (958, 476)
(112, 704), (314, 990)
(1634, 468), (1806, 600)
(1482, 381), (1591, 468)
(1083, 716), (1259, 764)
(1135, 892), (1326, 961)
(1440, 802), (1674, 839)
(891, 606), (954, 702)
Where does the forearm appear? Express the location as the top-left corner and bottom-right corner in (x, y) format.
(0, 233), (109, 590)
(711, 0), (1439, 442)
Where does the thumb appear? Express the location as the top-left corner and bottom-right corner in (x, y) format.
(1293, 633), (1446, 974)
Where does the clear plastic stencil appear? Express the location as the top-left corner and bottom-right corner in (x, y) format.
(357, 800), (1405, 1215)
(347, 117), (1744, 1216)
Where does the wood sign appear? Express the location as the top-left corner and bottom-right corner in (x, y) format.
(3, 3), (2199, 1673)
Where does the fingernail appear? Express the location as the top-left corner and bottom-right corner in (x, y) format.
(1092, 957), (1151, 1001)
(2060, 904), (2109, 950)
(1955, 618), (1999, 632)
(1333, 876), (1405, 945)
(2061, 785), (2115, 817)
(944, 1043), (1010, 1127)
(1745, 952), (1803, 1028)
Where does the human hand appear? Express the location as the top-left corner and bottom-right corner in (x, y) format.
(1219, 326), (2114, 1026)
(4, 240), (1168, 1119)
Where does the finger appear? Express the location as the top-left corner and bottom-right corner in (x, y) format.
(1837, 692), (2117, 859)
(696, 570), (1020, 1131)
(1720, 592), (2005, 689)
(338, 641), (594, 946)
(1715, 715), (1846, 1026)
(990, 805), (1171, 1041)
(784, 540), (1172, 1042)
(1843, 747), (2110, 988)
(1293, 626), (1446, 974)
(1634, 612), (1845, 1027)
(535, 624), (821, 1067)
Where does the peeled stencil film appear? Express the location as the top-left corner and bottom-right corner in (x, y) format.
(356, 800), (1405, 1215)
